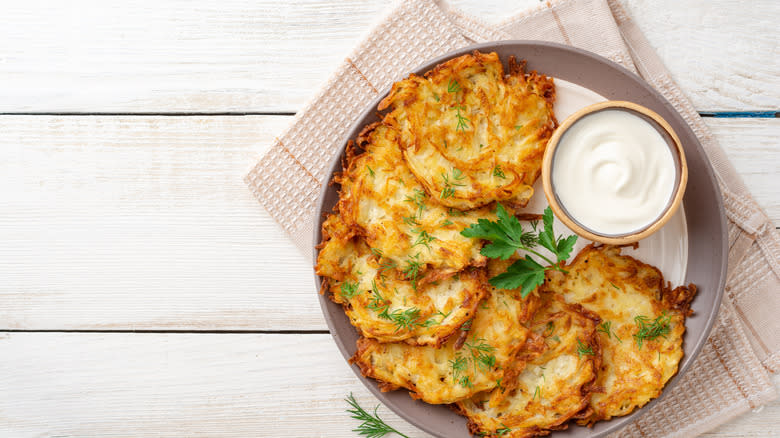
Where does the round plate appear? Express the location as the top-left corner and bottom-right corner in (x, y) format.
(313, 41), (726, 438)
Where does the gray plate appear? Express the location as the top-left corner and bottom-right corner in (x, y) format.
(312, 41), (726, 438)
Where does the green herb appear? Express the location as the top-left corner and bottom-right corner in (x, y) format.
(465, 338), (497, 372)
(370, 248), (383, 257)
(449, 355), (468, 385)
(366, 165), (375, 177)
(443, 140), (448, 149)
(633, 312), (671, 350)
(550, 335), (561, 343)
(386, 307), (428, 332)
(447, 78), (461, 93)
(545, 321), (555, 336)
(610, 282), (620, 290)
(411, 229), (436, 250)
(460, 319), (472, 331)
(402, 253), (423, 291)
(433, 93), (440, 102)
(441, 168), (466, 199)
(492, 165), (506, 179)
(402, 215), (420, 227)
(496, 424), (512, 436)
(454, 105), (470, 132)
(495, 378), (504, 392)
(404, 189), (427, 219)
(461, 204), (577, 298)
(345, 393), (409, 438)
(514, 125), (523, 130)
(367, 282), (391, 320)
(597, 321), (622, 343)
(532, 385), (541, 401)
(576, 339), (594, 358)
(340, 281), (361, 300)
(447, 208), (465, 217)
(440, 219), (454, 227)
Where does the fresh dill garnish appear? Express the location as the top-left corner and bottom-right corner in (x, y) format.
(597, 321), (622, 343)
(454, 105), (470, 132)
(514, 124), (523, 130)
(367, 282), (390, 319)
(460, 319), (472, 331)
(447, 78), (461, 93)
(461, 204), (577, 298)
(449, 355), (468, 385)
(366, 165), (375, 177)
(404, 188), (427, 218)
(440, 219), (454, 227)
(411, 228), (436, 250)
(492, 165), (506, 179)
(633, 312), (671, 349)
(433, 93), (440, 102)
(340, 281), (361, 300)
(402, 253), (423, 291)
(576, 339), (594, 358)
(370, 247), (383, 257)
(550, 335), (561, 343)
(496, 424), (512, 436)
(345, 393), (409, 438)
(465, 338), (497, 372)
(443, 140), (448, 149)
(386, 307), (429, 332)
(495, 378), (504, 392)
(441, 168), (466, 199)
(610, 282), (620, 290)
(447, 208), (465, 217)
(545, 321), (555, 336)
(532, 385), (541, 401)
(402, 215), (420, 226)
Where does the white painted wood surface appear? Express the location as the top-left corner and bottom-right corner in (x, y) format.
(0, 116), (776, 331)
(0, 333), (777, 437)
(0, 0), (778, 436)
(0, 0), (777, 112)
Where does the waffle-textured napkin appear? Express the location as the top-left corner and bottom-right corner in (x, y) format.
(245, 0), (779, 436)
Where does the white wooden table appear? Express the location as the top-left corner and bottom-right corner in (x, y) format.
(0, 1), (778, 436)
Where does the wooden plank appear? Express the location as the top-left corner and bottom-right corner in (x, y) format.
(0, 332), (776, 437)
(0, 0), (776, 113)
(0, 116), (776, 331)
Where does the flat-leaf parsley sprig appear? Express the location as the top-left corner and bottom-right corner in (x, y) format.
(460, 204), (578, 298)
(345, 393), (409, 438)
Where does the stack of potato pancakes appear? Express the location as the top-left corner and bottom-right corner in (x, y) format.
(316, 51), (696, 438)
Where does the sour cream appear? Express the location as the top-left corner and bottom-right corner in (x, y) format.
(551, 109), (676, 235)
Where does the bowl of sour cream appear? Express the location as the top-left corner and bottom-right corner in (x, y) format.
(541, 100), (687, 245)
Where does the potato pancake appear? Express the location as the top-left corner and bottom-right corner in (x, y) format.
(455, 292), (600, 438)
(337, 122), (496, 277)
(545, 245), (697, 424)
(316, 211), (488, 346)
(351, 286), (537, 405)
(379, 51), (556, 210)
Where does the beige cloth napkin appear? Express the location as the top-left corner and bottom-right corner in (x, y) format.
(245, 0), (779, 435)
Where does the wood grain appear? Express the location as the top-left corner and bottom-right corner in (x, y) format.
(0, 0), (776, 113)
(0, 115), (776, 331)
(0, 332), (775, 437)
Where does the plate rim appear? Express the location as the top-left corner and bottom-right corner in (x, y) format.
(312, 40), (727, 438)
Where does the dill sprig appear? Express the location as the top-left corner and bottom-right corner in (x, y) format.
(404, 188), (427, 219)
(340, 281), (361, 300)
(597, 321), (622, 343)
(441, 168), (466, 199)
(411, 228), (436, 250)
(447, 78), (461, 93)
(401, 253), (423, 291)
(492, 165), (506, 179)
(633, 312), (671, 349)
(576, 339), (594, 358)
(345, 393), (409, 438)
(465, 338), (497, 372)
(454, 105), (471, 132)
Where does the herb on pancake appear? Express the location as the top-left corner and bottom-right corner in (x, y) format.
(366, 165), (375, 177)
(447, 78), (462, 93)
(597, 321), (622, 343)
(454, 105), (471, 132)
(367, 281), (391, 319)
(449, 355), (469, 386)
(404, 188), (427, 219)
(492, 165), (506, 179)
(387, 307), (430, 332)
(441, 168), (466, 199)
(440, 219), (454, 227)
(633, 312), (672, 349)
(461, 204), (577, 297)
(340, 281), (361, 300)
(533, 385), (541, 401)
(496, 424), (512, 436)
(576, 339), (594, 358)
(411, 229), (436, 250)
(401, 253), (423, 291)
(345, 393), (409, 438)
